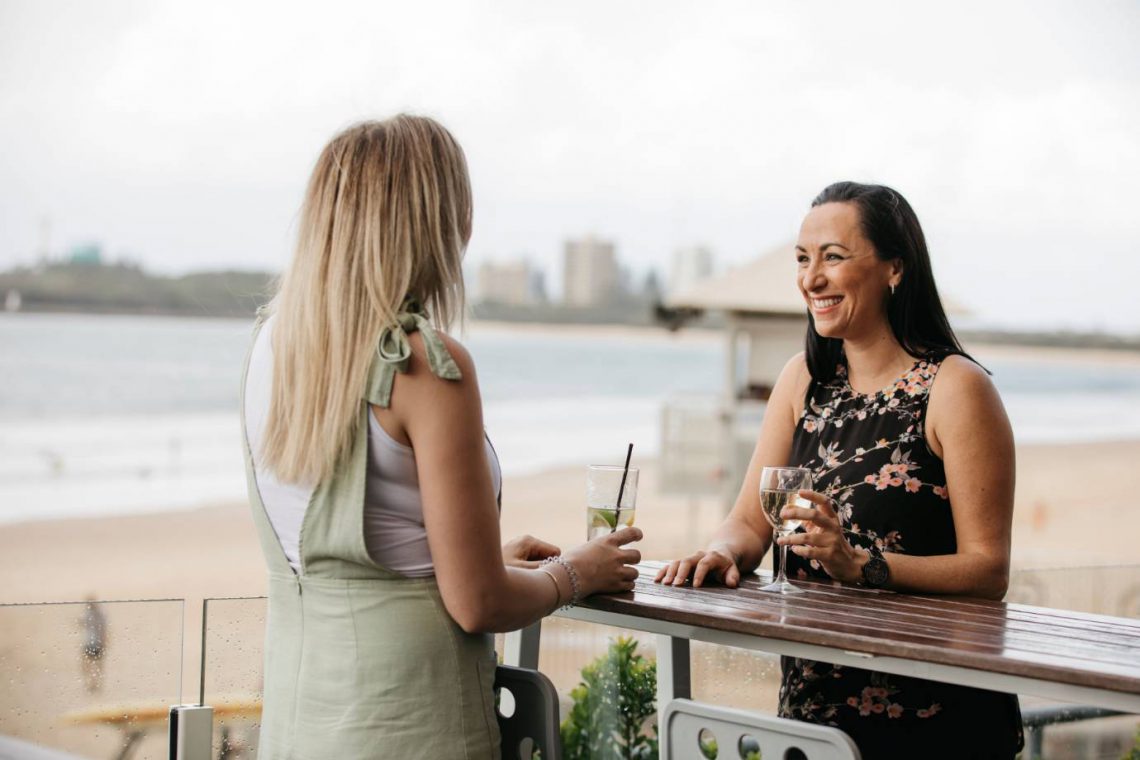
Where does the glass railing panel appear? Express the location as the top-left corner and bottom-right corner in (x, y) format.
(1007, 564), (1140, 617)
(689, 640), (780, 713)
(532, 615), (660, 759)
(0, 598), (183, 760)
(1020, 707), (1138, 759)
(200, 596), (267, 760)
(1005, 566), (1140, 757)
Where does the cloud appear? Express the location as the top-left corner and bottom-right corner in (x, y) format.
(0, 0), (1137, 330)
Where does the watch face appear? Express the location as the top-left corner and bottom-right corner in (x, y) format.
(864, 556), (889, 587)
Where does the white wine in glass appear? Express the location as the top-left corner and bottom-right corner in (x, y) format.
(758, 466), (813, 594)
(760, 489), (805, 534)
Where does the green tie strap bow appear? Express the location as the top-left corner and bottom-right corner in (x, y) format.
(365, 299), (462, 408)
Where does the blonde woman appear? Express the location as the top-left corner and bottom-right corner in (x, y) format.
(240, 116), (642, 759)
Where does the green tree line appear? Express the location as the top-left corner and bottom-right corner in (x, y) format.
(0, 261), (276, 318)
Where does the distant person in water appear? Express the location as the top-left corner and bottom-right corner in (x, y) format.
(240, 115), (642, 758)
(657, 182), (1023, 757)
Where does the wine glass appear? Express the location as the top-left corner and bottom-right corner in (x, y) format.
(758, 466), (813, 594)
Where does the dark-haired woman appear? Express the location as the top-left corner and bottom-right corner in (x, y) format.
(656, 183), (1023, 757)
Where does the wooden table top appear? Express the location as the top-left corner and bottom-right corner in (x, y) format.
(578, 561), (1140, 698)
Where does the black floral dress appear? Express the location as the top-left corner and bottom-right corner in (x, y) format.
(779, 355), (1024, 758)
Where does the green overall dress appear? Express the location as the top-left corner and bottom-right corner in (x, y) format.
(240, 307), (501, 759)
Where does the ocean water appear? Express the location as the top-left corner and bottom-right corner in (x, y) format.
(1, 313), (1138, 523)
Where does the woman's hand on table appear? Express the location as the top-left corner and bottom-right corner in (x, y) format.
(776, 490), (863, 584)
(563, 526), (643, 596)
(502, 534), (561, 568)
(654, 548), (741, 588)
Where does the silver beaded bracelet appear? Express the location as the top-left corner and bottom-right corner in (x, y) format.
(541, 556), (581, 609)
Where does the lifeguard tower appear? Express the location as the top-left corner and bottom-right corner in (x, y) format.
(659, 243), (806, 508)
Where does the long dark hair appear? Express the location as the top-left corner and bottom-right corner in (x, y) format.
(804, 182), (977, 382)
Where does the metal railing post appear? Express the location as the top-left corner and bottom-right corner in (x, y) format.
(168, 704), (213, 760)
(656, 634), (691, 759)
(504, 621), (542, 669)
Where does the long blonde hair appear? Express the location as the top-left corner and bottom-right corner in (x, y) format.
(262, 115), (472, 484)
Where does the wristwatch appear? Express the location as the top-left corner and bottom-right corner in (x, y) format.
(860, 545), (890, 589)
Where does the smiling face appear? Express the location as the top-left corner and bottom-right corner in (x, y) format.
(795, 202), (902, 342)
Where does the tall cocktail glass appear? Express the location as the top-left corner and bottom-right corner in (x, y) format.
(586, 464), (639, 540)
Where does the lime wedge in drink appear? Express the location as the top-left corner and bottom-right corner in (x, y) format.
(589, 508), (618, 529)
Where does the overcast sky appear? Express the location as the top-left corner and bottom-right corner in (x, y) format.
(1, 1), (1138, 333)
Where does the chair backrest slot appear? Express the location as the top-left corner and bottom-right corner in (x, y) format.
(494, 664), (562, 760)
(662, 699), (861, 760)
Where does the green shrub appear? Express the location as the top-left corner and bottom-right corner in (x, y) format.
(1123, 722), (1140, 760)
(560, 636), (659, 760)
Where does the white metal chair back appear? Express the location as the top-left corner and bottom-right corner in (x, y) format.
(494, 664), (562, 760)
(662, 698), (860, 760)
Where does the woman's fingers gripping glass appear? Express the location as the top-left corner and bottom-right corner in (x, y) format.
(779, 490), (839, 535)
(607, 526), (644, 546)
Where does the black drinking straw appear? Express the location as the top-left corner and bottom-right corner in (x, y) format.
(611, 443), (634, 534)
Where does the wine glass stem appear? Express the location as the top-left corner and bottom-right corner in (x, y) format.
(778, 540), (790, 585)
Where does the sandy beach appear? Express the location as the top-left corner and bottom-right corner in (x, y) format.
(2, 440), (1139, 757)
(4, 439), (1138, 606)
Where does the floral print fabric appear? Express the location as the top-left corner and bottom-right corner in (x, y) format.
(778, 355), (1023, 756)
(789, 359), (955, 565)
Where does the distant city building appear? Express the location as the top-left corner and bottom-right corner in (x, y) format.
(641, 270), (663, 303)
(668, 246), (714, 297)
(563, 235), (620, 307)
(476, 260), (545, 306)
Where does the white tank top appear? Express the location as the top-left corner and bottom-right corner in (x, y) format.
(243, 316), (502, 576)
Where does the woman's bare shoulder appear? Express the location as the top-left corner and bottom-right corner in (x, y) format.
(782, 351), (810, 384)
(933, 353), (999, 400)
(402, 330), (478, 384)
(927, 353), (1008, 441)
(771, 351), (812, 418)
(387, 330), (483, 428)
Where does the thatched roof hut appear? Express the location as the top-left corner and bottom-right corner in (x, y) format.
(667, 242), (804, 318)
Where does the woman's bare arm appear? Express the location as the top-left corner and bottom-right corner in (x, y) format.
(779, 354), (1016, 599)
(656, 353), (811, 587)
(907, 354), (1015, 598)
(384, 333), (641, 633)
